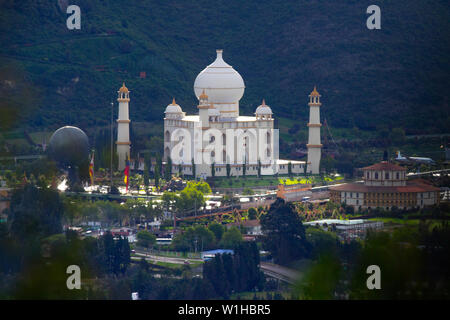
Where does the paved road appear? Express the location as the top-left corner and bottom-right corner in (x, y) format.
(133, 250), (302, 284)
(260, 262), (302, 284)
(133, 251), (203, 265)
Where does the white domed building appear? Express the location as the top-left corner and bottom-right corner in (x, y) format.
(163, 49), (316, 178)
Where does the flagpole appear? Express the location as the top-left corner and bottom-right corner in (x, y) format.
(110, 100), (113, 190)
(89, 149), (95, 187)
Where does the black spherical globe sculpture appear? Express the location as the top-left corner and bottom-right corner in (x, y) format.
(48, 126), (89, 167)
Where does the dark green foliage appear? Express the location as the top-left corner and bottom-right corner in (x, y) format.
(257, 160), (261, 178)
(2, 1), (449, 135)
(143, 153), (150, 188)
(165, 156), (172, 180)
(191, 158), (196, 179)
(95, 231), (131, 275)
(8, 184), (63, 242)
(0, 224), (130, 298)
(220, 226), (243, 249)
(203, 242), (264, 297)
(208, 222), (225, 242)
(260, 198), (311, 265)
(137, 230), (156, 248)
(172, 225), (216, 252)
(248, 207), (257, 220)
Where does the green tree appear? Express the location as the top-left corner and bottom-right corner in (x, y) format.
(137, 231), (156, 249)
(208, 222), (225, 242)
(211, 162), (215, 178)
(288, 161), (292, 177)
(248, 207), (258, 220)
(186, 180), (212, 194)
(191, 158), (196, 179)
(165, 156), (172, 180)
(154, 162), (160, 190)
(260, 198), (311, 265)
(143, 153), (150, 193)
(220, 226), (243, 249)
(257, 159), (261, 177)
(8, 184), (63, 242)
(172, 225), (215, 252)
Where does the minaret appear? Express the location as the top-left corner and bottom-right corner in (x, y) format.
(116, 83), (131, 171)
(198, 89), (210, 127)
(306, 86), (322, 174)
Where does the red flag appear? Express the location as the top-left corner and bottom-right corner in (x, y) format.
(89, 152), (94, 186)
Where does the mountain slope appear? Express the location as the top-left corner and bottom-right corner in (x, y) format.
(0, 0), (449, 135)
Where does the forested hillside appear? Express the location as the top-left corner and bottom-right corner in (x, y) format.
(0, 0), (449, 134)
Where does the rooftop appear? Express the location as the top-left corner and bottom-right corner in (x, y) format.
(362, 161), (406, 171)
(329, 180), (440, 193)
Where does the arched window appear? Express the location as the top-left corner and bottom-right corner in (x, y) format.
(164, 147), (170, 159)
(396, 172), (399, 179)
(385, 172), (389, 179)
(210, 135), (215, 143)
(266, 148), (271, 157)
(367, 172), (370, 179)
(165, 131), (170, 141)
(211, 151), (215, 158)
(222, 150), (226, 163)
(266, 131), (271, 144)
(222, 133), (226, 145)
(375, 172), (379, 179)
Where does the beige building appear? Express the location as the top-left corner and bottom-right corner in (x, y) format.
(330, 161), (440, 210)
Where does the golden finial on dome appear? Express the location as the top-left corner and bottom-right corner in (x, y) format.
(119, 82), (129, 93)
(262, 99), (266, 106)
(171, 97), (177, 105)
(310, 86), (320, 97)
(199, 89), (208, 100)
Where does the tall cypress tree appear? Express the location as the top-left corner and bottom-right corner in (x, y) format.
(192, 158), (196, 179)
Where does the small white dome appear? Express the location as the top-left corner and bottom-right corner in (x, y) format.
(255, 99), (272, 115)
(194, 50), (245, 104)
(165, 98), (182, 113)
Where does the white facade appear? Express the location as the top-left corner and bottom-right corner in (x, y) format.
(306, 87), (322, 174)
(116, 83), (131, 171)
(163, 49), (317, 178)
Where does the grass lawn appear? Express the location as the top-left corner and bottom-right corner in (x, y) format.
(212, 174), (343, 189)
(155, 261), (203, 269)
(368, 217), (448, 230)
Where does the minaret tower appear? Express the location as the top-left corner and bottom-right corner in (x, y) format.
(116, 83), (131, 171)
(198, 89), (210, 127)
(306, 86), (322, 174)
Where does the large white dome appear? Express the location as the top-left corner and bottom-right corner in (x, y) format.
(194, 49), (245, 104)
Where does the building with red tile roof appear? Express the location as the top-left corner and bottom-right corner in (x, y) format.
(330, 161), (440, 210)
